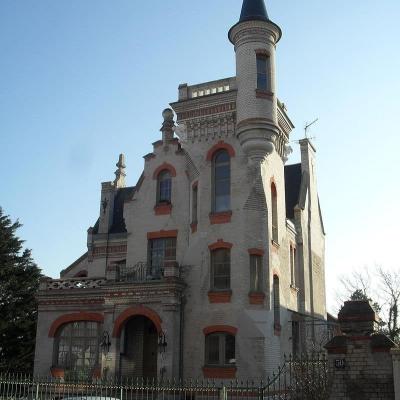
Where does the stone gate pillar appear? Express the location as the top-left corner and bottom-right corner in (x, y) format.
(325, 300), (398, 400)
(392, 348), (400, 400)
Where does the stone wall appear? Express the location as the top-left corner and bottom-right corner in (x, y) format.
(325, 300), (398, 400)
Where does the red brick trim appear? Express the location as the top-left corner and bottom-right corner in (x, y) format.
(209, 211), (232, 224)
(208, 240), (233, 250)
(208, 291), (232, 303)
(154, 203), (172, 215)
(255, 89), (274, 99)
(190, 222), (198, 233)
(203, 325), (238, 336)
(113, 306), (162, 337)
(50, 367), (65, 379)
(249, 292), (265, 305)
(153, 163), (177, 179)
(248, 248), (264, 256)
(203, 366), (237, 379)
(255, 49), (271, 57)
(147, 230), (178, 239)
(48, 312), (104, 337)
(206, 141), (235, 161)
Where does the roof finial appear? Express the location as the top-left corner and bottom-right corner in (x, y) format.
(114, 154), (126, 188)
(160, 108), (176, 144)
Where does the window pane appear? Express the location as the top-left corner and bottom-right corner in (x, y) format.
(257, 56), (267, 73)
(273, 276), (280, 325)
(250, 255), (262, 292)
(212, 249), (230, 289)
(257, 75), (268, 91)
(206, 334), (220, 365)
(225, 335), (235, 364)
(215, 195), (230, 212)
(213, 150), (230, 212)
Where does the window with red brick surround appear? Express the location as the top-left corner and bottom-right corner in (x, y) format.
(203, 325), (237, 379)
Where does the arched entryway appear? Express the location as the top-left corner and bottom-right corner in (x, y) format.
(119, 316), (158, 379)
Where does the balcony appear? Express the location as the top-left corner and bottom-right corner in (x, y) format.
(117, 262), (182, 283)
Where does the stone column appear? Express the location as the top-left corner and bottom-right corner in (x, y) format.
(325, 300), (398, 400)
(392, 348), (400, 400)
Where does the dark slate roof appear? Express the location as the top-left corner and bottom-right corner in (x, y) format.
(239, 0), (269, 23)
(92, 186), (135, 234)
(284, 163), (302, 220)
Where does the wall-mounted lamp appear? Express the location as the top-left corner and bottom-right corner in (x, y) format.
(100, 331), (111, 354)
(158, 332), (167, 353)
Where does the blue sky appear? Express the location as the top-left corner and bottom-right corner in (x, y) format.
(1, 0), (399, 313)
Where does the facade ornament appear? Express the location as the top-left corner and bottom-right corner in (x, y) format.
(114, 154), (126, 188)
(160, 108), (176, 144)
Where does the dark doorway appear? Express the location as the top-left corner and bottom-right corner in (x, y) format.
(120, 316), (158, 379)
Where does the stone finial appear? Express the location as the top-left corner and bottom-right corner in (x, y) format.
(160, 108), (176, 144)
(338, 300), (380, 336)
(114, 154), (126, 189)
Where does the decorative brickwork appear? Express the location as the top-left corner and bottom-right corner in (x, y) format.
(209, 211), (232, 224)
(48, 312), (104, 337)
(208, 291), (232, 303)
(206, 141), (236, 161)
(154, 203), (172, 215)
(112, 306), (162, 337)
(152, 163), (177, 179)
(202, 366), (236, 379)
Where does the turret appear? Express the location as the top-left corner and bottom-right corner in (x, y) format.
(229, 0), (282, 162)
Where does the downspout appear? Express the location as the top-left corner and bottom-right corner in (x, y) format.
(179, 293), (186, 381)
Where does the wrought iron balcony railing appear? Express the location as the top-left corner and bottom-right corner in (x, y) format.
(117, 262), (181, 283)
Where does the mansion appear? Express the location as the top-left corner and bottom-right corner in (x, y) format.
(34, 0), (327, 381)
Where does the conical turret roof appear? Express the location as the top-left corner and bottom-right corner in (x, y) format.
(239, 0), (269, 23)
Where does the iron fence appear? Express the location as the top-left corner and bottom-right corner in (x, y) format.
(0, 354), (329, 400)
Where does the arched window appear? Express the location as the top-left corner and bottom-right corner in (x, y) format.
(157, 170), (172, 203)
(271, 183), (278, 242)
(55, 321), (101, 380)
(205, 332), (235, 366)
(213, 150), (230, 212)
(273, 275), (280, 327)
(211, 248), (230, 290)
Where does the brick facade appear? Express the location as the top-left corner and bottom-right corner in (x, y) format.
(34, 0), (327, 381)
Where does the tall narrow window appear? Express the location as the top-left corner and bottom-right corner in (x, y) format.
(290, 246), (297, 286)
(148, 237), (176, 278)
(256, 54), (269, 91)
(273, 275), (280, 327)
(157, 170), (172, 203)
(250, 255), (262, 292)
(271, 183), (278, 242)
(192, 184), (198, 223)
(213, 150), (230, 212)
(211, 248), (230, 290)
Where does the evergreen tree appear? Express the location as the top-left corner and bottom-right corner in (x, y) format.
(0, 207), (42, 373)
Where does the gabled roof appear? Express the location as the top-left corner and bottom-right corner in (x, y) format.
(284, 163), (302, 220)
(92, 186), (135, 234)
(239, 0), (269, 23)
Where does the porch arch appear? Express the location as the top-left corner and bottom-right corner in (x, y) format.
(112, 306), (162, 337)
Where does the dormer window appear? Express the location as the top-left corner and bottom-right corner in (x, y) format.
(157, 170), (172, 203)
